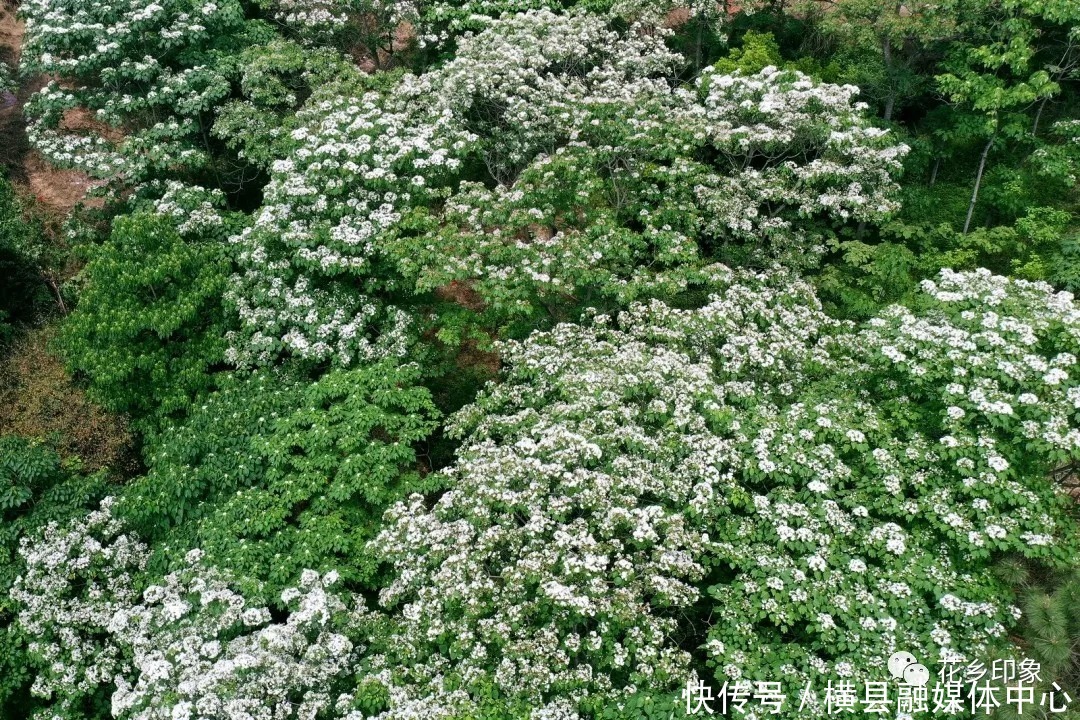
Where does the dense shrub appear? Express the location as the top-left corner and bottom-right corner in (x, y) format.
(121, 360), (440, 603)
(59, 186), (240, 422)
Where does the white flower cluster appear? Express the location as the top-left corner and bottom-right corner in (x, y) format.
(685, 65), (909, 266)
(397, 10), (682, 184)
(368, 268), (1080, 716)
(861, 268), (1080, 463)
(414, 0), (718, 48)
(223, 81), (473, 365)
(705, 271), (1080, 698)
(11, 497), (148, 715)
(0, 61), (14, 94)
(14, 501), (369, 720)
(228, 11), (907, 365)
(370, 326), (735, 714)
(19, 0), (243, 180)
(270, 0), (421, 41)
(151, 182), (230, 237)
(110, 556), (366, 720)
(273, 0), (350, 31)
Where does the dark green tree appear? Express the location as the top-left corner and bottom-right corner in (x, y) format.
(59, 203), (239, 424)
(121, 360), (440, 602)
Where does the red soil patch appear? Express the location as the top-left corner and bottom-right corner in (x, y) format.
(0, 2), (106, 216)
(0, 1), (19, 63)
(455, 336), (500, 376)
(24, 152), (104, 211)
(435, 279), (487, 312)
(665, 7), (692, 27)
(60, 106), (124, 144)
(352, 19), (416, 73)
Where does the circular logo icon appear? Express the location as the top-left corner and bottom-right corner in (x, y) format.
(888, 651), (918, 679)
(903, 663), (930, 687)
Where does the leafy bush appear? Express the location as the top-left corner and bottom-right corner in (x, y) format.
(0, 178), (50, 340)
(59, 186), (240, 422)
(122, 360), (440, 602)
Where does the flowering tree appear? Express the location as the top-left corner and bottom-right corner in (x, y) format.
(14, 500), (370, 720)
(270, 0), (722, 55)
(393, 65), (909, 339)
(0, 438), (108, 715)
(11, 497), (149, 718)
(108, 557), (366, 720)
(18, 0), (273, 184)
(227, 10), (908, 365)
(13, 268), (1080, 719)
(369, 268), (1080, 718)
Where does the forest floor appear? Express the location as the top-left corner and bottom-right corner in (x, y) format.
(0, 0), (102, 215)
(0, 328), (137, 473)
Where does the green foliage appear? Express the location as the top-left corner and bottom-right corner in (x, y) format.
(933, 0), (1080, 233)
(594, 689), (691, 719)
(816, 238), (919, 318)
(990, 558), (1080, 720)
(59, 207), (238, 422)
(0, 178), (50, 341)
(711, 30), (784, 75)
(120, 370), (300, 536)
(0, 62), (12, 95)
(937, 5), (1064, 117)
(814, 0), (970, 119)
(211, 41), (367, 172)
(819, 204), (1080, 318)
(121, 360), (440, 602)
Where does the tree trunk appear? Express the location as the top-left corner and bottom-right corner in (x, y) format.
(930, 157), (940, 186)
(694, 20), (703, 72)
(43, 274), (67, 315)
(1032, 96), (1049, 136)
(963, 129), (997, 235)
(882, 36), (895, 122)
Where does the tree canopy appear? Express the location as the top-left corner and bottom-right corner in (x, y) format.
(3, 1), (1080, 719)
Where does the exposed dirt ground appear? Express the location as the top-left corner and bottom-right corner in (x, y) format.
(352, 19), (417, 73)
(0, 0), (104, 215)
(0, 328), (138, 474)
(0, 1), (28, 174)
